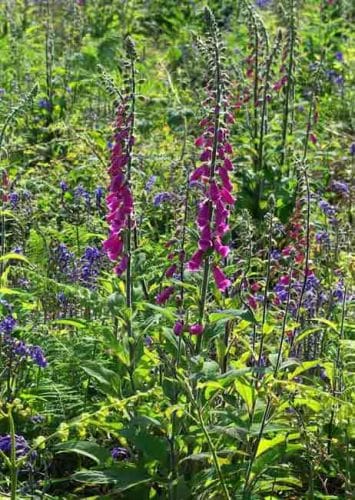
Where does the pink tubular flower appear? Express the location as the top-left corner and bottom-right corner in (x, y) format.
(187, 249), (204, 271)
(173, 320), (184, 336)
(103, 96), (135, 272)
(190, 165), (210, 182)
(189, 323), (204, 335)
(114, 255), (129, 276)
(156, 286), (174, 305)
(214, 237), (230, 258)
(187, 58), (235, 297)
(165, 264), (178, 278)
(212, 265), (231, 292)
(103, 234), (123, 261)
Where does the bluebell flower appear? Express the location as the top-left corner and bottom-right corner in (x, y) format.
(56, 292), (68, 305)
(153, 192), (172, 207)
(145, 175), (157, 192)
(333, 280), (344, 302)
(350, 143), (355, 156)
(319, 199), (336, 217)
(79, 246), (102, 288)
(270, 249), (281, 260)
(9, 192), (19, 208)
(0, 316), (16, 334)
(29, 346), (48, 368)
(335, 51), (343, 62)
(14, 340), (30, 357)
(111, 447), (129, 460)
(30, 414), (45, 424)
(74, 185), (90, 208)
(331, 180), (349, 196)
(94, 186), (104, 207)
(0, 435), (30, 458)
(255, 0), (272, 8)
(315, 231), (330, 244)
(59, 181), (68, 192)
(38, 99), (51, 110)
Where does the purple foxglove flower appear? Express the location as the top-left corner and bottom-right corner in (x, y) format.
(173, 320), (184, 336)
(165, 264), (177, 278)
(212, 265), (231, 292)
(214, 238), (230, 258)
(114, 255), (129, 276)
(187, 249), (204, 271)
(156, 286), (174, 305)
(189, 323), (204, 335)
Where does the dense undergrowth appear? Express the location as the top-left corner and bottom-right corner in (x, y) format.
(0, 0), (354, 498)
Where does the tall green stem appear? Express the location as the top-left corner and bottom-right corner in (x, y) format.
(281, 0), (296, 170)
(9, 407), (18, 500)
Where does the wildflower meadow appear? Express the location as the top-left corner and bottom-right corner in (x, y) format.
(0, 0), (354, 498)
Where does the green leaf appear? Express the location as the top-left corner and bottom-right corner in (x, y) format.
(52, 319), (87, 329)
(0, 253), (31, 265)
(143, 303), (175, 322)
(82, 362), (120, 397)
(256, 433), (299, 457)
(235, 379), (255, 415)
(54, 440), (111, 464)
(72, 466), (150, 491)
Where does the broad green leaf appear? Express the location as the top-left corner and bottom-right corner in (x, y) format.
(235, 379), (255, 414)
(0, 253), (31, 265)
(72, 466), (150, 491)
(256, 433), (299, 457)
(54, 440), (111, 464)
(82, 362), (120, 397)
(52, 319), (87, 329)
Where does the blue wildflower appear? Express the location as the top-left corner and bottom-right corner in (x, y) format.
(319, 200), (336, 217)
(331, 180), (349, 196)
(38, 99), (51, 110)
(29, 346), (48, 368)
(0, 435), (30, 458)
(111, 447), (129, 460)
(145, 175), (157, 192)
(0, 316), (16, 334)
(59, 181), (68, 192)
(315, 231), (330, 244)
(9, 192), (19, 208)
(153, 192), (172, 207)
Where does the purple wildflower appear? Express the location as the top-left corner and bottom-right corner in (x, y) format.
(319, 200), (336, 217)
(111, 447), (129, 460)
(331, 180), (349, 196)
(9, 192), (19, 209)
(153, 192), (172, 207)
(145, 175), (157, 192)
(315, 231), (330, 244)
(59, 181), (68, 192)
(29, 346), (48, 368)
(0, 435), (30, 458)
(0, 316), (16, 334)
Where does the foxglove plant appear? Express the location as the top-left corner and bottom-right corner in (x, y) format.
(187, 8), (235, 344)
(103, 38), (137, 376)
